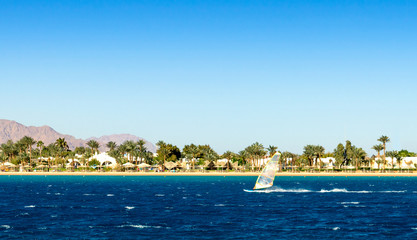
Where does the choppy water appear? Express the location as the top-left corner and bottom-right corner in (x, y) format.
(0, 176), (417, 239)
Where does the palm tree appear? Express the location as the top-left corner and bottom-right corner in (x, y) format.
(55, 138), (69, 168)
(20, 136), (36, 168)
(86, 140), (100, 155)
(74, 146), (86, 155)
(82, 151), (92, 172)
(137, 140), (147, 163)
(55, 138), (69, 151)
(0, 153), (7, 166)
(396, 153), (403, 171)
(201, 146), (219, 170)
(313, 145), (325, 170)
(123, 140), (136, 163)
(372, 144), (383, 159)
(117, 143), (128, 163)
(245, 142), (266, 170)
(283, 152), (298, 172)
(371, 144), (383, 169)
(386, 150), (397, 169)
(0, 140), (17, 163)
(221, 151), (235, 170)
(182, 144), (200, 170)
(238, 150), (248, 169)
(334, 143), (345, 168)
(352, 147), (367, 170)
(303, 145), (316, 168)
(37, 141), (44, 162)
(378, 135), (390, 169)
(67, 151), (76, 171)
(156, 141), (170, 170)
(44, 143), (57, 171)
(345, 140), (354, 167)
(106, 141), (117, 151)
(266, 145), (278, 157)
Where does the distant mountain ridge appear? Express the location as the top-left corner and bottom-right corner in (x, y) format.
(87, 134), (156, 152)
(0, 119), (156, 152)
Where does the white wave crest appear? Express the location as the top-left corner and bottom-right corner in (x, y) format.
(125, 206), (135, 210)
(333, 227), (340, 231)
(244, 187), (311, 193)
(0, 225), (10, 229)
(274, 188), (312, 193)
(320, 188), (374, 193)
(24, 205), (36, 208)
(323, 189), (406, 193)
(245, 187), (406, 194)
(16, 213), (29, 217)
(379, 190), (406, 193)
(319, 188), (346, 193)
(107, 194), (114, 197)
(119, 225), (163, 229)
(340, 202), (360, 205)
(155, 194), (165, 197)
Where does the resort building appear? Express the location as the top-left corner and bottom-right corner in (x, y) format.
(371, 157), (417, 169)
(88, 152), (117, 168)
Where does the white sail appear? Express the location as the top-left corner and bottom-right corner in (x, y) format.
(253, 153), (280, 190)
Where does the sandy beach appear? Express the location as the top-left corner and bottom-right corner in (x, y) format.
(2, 171), (417, 177)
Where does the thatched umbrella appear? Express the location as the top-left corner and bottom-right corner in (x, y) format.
(215, 161), (226, 171)
(35, 164), (48, 172)
(204, 161), (216, 170)
(179, 161), (188, 171)
(138, 163), (151, 168)
(122, 162), (136, 172)
(3, 162), (16, 167)
(123, 162), (137, 169)
(3, 162), (17, 171)
(203, 161), (210, 168)
(164, 162), (177, 170)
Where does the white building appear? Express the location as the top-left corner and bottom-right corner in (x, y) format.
(88, 152), (118, 168)
(371, 157), (417, 169)
(320, 157), (336, 168)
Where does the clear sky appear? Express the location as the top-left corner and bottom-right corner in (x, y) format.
(1, 0), (416, 154)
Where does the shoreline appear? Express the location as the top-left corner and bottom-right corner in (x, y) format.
(1, 171), (417, 177)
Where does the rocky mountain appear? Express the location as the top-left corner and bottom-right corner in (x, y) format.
(0, 119), (156, 152)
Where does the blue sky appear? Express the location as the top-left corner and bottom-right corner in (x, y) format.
(1, 0), (416, 154)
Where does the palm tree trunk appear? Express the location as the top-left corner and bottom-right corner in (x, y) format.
(318, 156), (322, 170)
(163, 156), (166, 171)
(383, 143), (386, 170)
(29, 146), (32, 170)
(355, 157), (358, 170)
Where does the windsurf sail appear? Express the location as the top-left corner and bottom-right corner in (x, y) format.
(253, 152), (281, 190)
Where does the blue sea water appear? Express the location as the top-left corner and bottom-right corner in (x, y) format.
(0, 176), (417, 239)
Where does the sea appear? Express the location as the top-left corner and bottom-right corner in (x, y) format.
(0, 175), (417, 239)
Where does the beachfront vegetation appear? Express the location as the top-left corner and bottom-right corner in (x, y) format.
(0, 135), (416, 173)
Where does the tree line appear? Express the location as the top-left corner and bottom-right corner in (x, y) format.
(0, 135), (416, 171)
